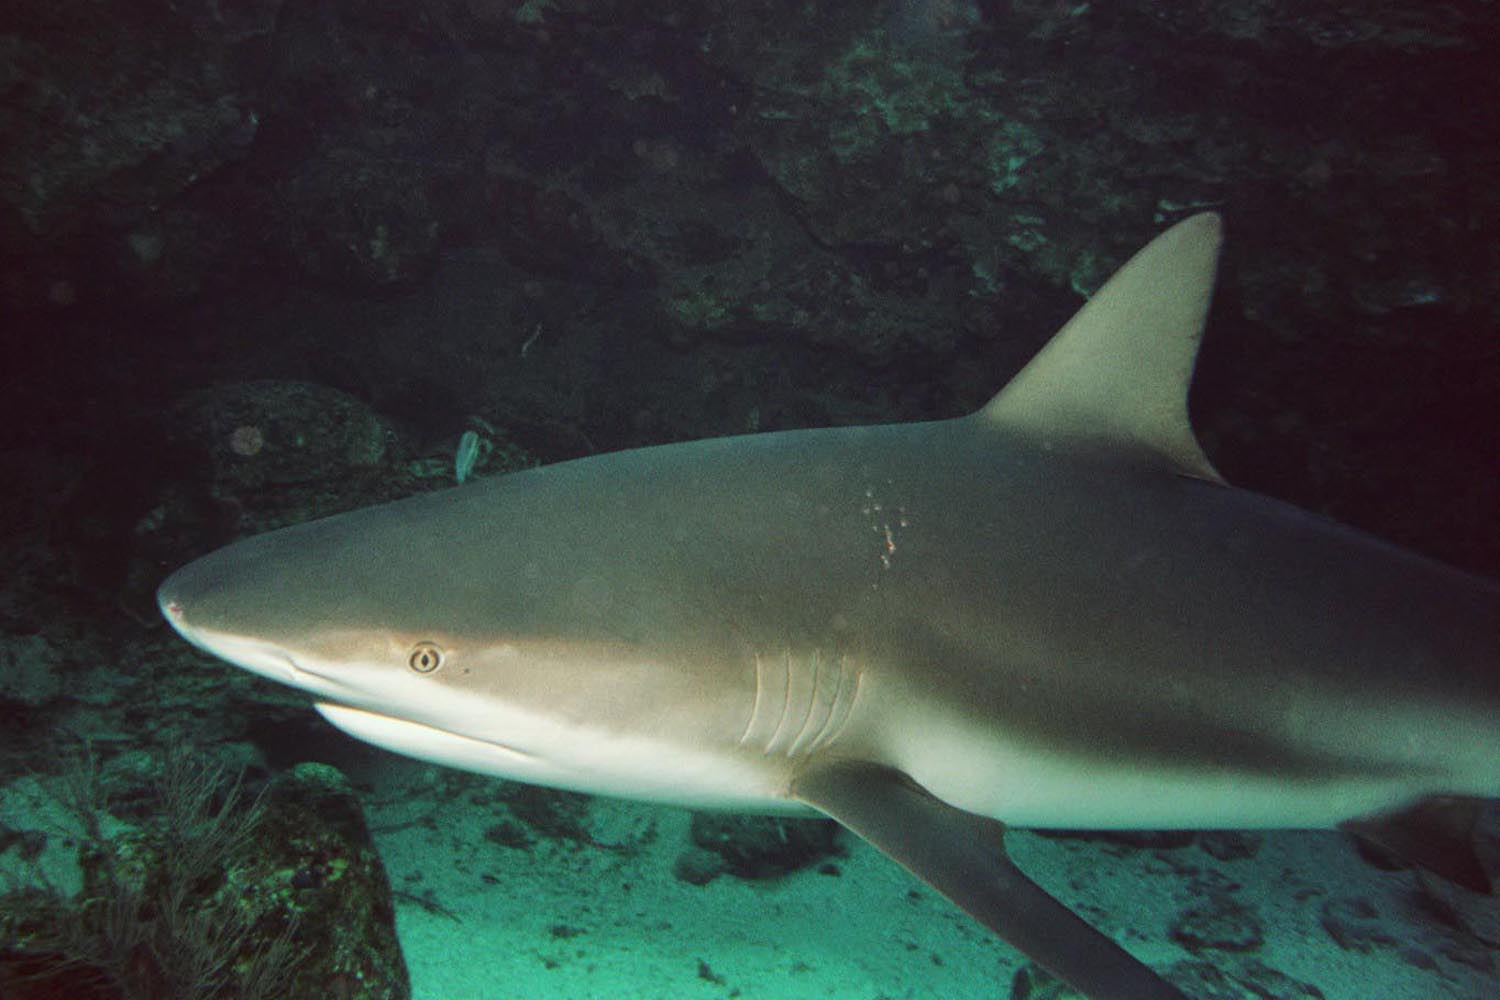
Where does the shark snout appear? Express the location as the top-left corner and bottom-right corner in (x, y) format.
(158, 583), (188, 628)
(157, 547), (230, 623)
(157, 554), (299, 686)
(157, 562), (202, 639)
(157, 562), (230, 663)
(157, 555), (230, 648)
(156, 531), (304, 644)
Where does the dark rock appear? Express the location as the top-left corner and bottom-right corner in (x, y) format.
(1198, 831), (1263, 862)
(1166, 957), (1326, 1000)
(253, 761), (411, 999)
(170, 380), (397, 494)
(268, 148), (441, 291)
(689, 812), (842, 879)
(1170, 895), (1264, 953)
(0, 3), (270, 245)
(671, 846), (726, 886)
(1397, 945), (1439, 971)
(0, 634), (63, 708)
(485, 819), (536, 851)
(1319, 896), (1397, 953)
(501, 783), (593, 845)
(1438, 937), (1496, 974)
(1237, 959), (1329, 999)
(0, 755), (408, 1000)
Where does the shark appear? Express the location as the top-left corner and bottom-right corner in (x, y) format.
(158, 213), (1500, 1000)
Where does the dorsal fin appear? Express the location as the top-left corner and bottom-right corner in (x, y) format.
(980, 212), (1225, 483)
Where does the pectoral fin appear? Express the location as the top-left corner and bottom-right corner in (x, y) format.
(792, 759), (1189, 1000)
(1341, 796), (1492, 893)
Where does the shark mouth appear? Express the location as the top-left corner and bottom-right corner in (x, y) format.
(313, 702), (542, 772)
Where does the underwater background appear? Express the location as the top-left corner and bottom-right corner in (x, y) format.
(1, 1), (1498, 998)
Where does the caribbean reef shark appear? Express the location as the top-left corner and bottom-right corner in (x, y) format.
(159, 214), (1500, 1000)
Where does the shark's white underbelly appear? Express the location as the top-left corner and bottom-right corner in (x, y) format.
(934, 753), (1423, 830)
(314, 701), (815, 813)
(892, 713), (1454, 831)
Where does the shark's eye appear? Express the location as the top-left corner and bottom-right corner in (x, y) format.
(408, 642), (444, 674)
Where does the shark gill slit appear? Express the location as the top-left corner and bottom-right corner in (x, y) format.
(788, 650), (838, 757)
(739, 653), (764, 747)
(817, 657), (860, 754)
(779, 649), (822, 756)
(738, 649), (786, 751)
(741, 647), (861, 758)
(763, 649), (802, 755)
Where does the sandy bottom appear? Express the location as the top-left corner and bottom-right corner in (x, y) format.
(353, 757), (1499, 1000)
